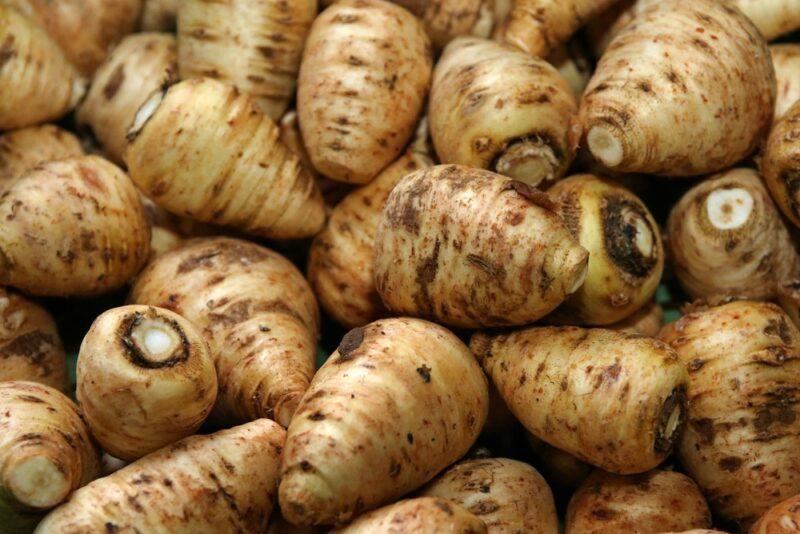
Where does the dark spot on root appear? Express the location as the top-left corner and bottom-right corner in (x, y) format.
(1, 331), (55, 364)
(719, 456), (743, 472)
(0, 35), (16, 69)
(602, 196), (657, 278)
(591, 508), (619, 520)
(308, 411), (325, 421)
(654, 388), (685, 453)
(103, 64), (126, 100)
(764, 318), (793, 344)
(406, 432), (414, 444)
(389, 460), (401, 477)
(336, 327), (365, 363)
(470, 500), (500, 515)
(177, 251), (220, 273)
(466, 254), (506, 279)
(416, 364), (431, 383)
(434, 499), (453, 515)
(505, 181), (555, 211)
(413, 239), (440, 313)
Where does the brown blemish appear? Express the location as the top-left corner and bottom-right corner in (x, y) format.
(103, 64), (126, 100)
(336, 327), (365, 363)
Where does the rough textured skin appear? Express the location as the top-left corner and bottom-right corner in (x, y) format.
(667, 169), (800, 299)
(129, 238), (319, 427)
(0, 382), (101, 533)
(548, 175), (663, 325)
(0, 288), (68, 391)
(178, 0), (317, 120)
(777, 280), (800, 330)
(421, 458), (558, 534)
(298, 0), (432, 184)
(763, 100), (800, 230)
(77, 305), (217, 461)
(660, 301), (800, 526)
(565, 470), (712, 534)
(390, 0), (501, 50)
(374, 165), (588, 328)
(0, 125), (84, 193)
(429, 37), (577, 188)
(77, 33), (177, 165)
(0, 156), (151, 297)
(333, 497), (487, 534)
(608, 301), (663, 337)
(125, 77), (325, 239)
(309, 152), (432, 329)
(495, 0), (620, 58)
(525, 433), (591, 491)
(750, 493), (800, 533)
(35, 419), (285, 534)
(578, 0), (775, 176)
(0, 6), (83, 130)
(472, 327), (688, 474)
(6, 0), (141, 75)
(279, 318), (488, 525)
(771, 45), (800, 120)
(141, 0), (180, 31)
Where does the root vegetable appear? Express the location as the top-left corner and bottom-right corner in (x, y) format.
(578, 0), (775, 176)
(751, 493), (800, 534)
(471, 327), (687, 474)
(374, 165), (588, 328)
(278, 318), (488, 525)
(35, 419), (285, 534)
(771, 44), (800, 120)
(333, 497), (487, 534)
(0, 288), (68, 391)
(763, 100), (800, 230)
(777, 280), (800, 329)
(495, 0), (620, 58)
(6, 0), (141, 75)
(525, 434), (591, 491)
(298, 0), (432, 184)
(178, 0), (317, 121)
(125, 77), (325, 239)
(420, 457), (558, 534)
(0, 125), (83, 193)
(547, 175), (663, 325)
(549, 42), (593, 96)
(141, 0), (180, 31)
(77, 32), (177, 165)
(608, 301), (663, 337)
(565, 470), (712, 534)
(0, 5), (84, 130)
(667, 168), (799, 300)
(429, 37), (577, 188)
(389, 0), (502, 50)
(308, 152), (432, 328)
(660, 300), (800, 526)
(0, 155), (151, 297)
(140, 195), (184, 259)
(129, 237), (319, 427)
(410, 115), (435, 161)
(0, 381), (101, 532)
(77, 305), (217, 461)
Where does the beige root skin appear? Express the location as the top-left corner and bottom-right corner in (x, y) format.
(0, 6), (84, 130)
(420, 458), (559, 534)
(667, 168), (800, 300)
(525, 433), (592, 491)
(660, 301), (800, 526)
(298, 0), (432, 184)
(751, 494), (800, 534)
(77, 305), (217, 461)
(391, 0), (504, 50)
(0, 289), (68, 391)
(0, 125), (84, 193)
(77, 33), (177, 165)
(565, 470), (712, 534)
(308, 152), (432, 329)
(547, 175), (664, 326)
(771, 45), (800, 120)
(125, 78), (325, 239)
(6, 0), (141, 76)
(279, 318), (488, 526)
(777, 280), (800, 329)
(333, 497), (487, 534)
(178, 0), (316, 121)
(762, 99), (800, 229)
(495, 0), (620, 58)
(375, 165), (588, 328)
(130, 237), (319, 427)
(472, 327), (688, 474)
(608, 301), (663, 337)
(430, 37), (576, 188)
(579, 0), (775, 176)
(548, 42), (593, 95)
(35, 419), (285, 534)
(0, 156), (151, 297)
(0, 382), (101, 519)
(141, 0), (179, 31)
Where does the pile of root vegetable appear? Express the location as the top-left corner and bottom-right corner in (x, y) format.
(5, 0), (800, 532)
